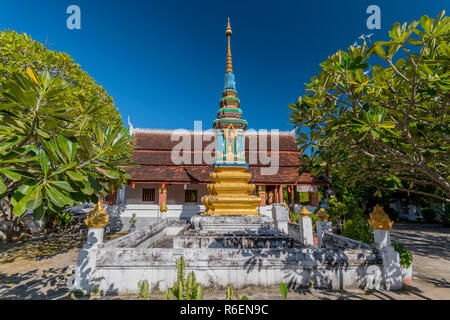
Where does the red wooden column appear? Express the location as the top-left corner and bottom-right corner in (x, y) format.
(293, 185), (300, 204)
(287, 186), (293, 205)
(259, 185), (266, 207)
(278, 185), (284, 203)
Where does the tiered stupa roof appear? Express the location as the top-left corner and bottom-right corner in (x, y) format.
(213, 18), (248, 131)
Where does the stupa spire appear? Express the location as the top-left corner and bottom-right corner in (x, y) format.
(201, 18), (260, 216)
(226, 18), (233, 73)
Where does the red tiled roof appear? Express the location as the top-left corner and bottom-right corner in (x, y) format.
(125, 132), (325, 185)
(133, 133), (299, 151)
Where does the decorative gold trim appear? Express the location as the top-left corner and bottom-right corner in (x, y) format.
(316, 208), (329, 221)
(201, 166), (260, 215)
(160, 201), (167, 213)
(368, 204), (393, 230)
(299, 206), (311, 217)
(85, 200), (109, 228)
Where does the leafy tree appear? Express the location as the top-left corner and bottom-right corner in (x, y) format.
(289, 11), (449, 202)
(0, 67), (134, 240)
(0, 30), (122, 127)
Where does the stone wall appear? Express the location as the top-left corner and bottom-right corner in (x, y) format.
(322, 232), (373, 250)
(104, 220), (167, 248)
(106, 204), (204, 232)
(91, 247), (382, 293)
(288, 222), (301, 242)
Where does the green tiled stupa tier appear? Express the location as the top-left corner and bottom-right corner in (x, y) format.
(213, 72), (248, 130)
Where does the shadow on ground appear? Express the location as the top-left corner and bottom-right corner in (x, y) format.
(391, 223), (449, 260)
(0, 235), (86, 264)
(0, 267), (72, 300)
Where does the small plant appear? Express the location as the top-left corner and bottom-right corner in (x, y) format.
(69, 290), (84, 298)
(226, 283), (235, 300)
(289, 210), (299, 223)
(225, 283), (248, 300)
(164, 256), (203, 300)
(421, 208), (437, 223)
(138, 280), (150, 300)
(280, 282), (287, 300)
(310, 212), (318, 230)
(392, 242), (413, 269)
(129, 213), (137, 230)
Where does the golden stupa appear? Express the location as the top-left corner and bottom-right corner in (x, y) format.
(201, 18), (260, 215)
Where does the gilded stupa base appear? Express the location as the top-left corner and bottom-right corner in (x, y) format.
(201, 166), (261, 216)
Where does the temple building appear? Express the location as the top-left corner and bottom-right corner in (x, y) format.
(112, 19), (325, 223)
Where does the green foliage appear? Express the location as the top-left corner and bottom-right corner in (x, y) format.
(69, 290), (84, 298)
(421, 207), (437, 223)
(310, 211), (318, 231)
(0, 30), (122, 126)
(280, 282), (288, 300)
(164, 256), (203, 300)
(342, 215), (374, 244)
(289, 209), (299, 223)
(137, 280), (150, 300)
(299, 192), (309, 204)
(47, 210), (73, 228)
(392, 241), (413, 269)
(289, 11), (450, 203)
(0, 66), (135, 236)
(325, 197), (364, 233)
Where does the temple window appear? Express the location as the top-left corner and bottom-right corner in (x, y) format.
(185, 190), (197, 203)
(142, 188), (155, 202)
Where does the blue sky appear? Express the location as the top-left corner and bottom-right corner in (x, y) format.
(0, 0), (447, 131)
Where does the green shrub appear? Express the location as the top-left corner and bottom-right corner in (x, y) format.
(342, 215), (374, 244)
(299, 192), (309, 204)
(392, 242), (412, 269)
(421, 207), (437, 223)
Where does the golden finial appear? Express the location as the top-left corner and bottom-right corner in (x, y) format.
(299, 206), (311, 217)
(317, 208), (329, 221)
(226, 17), (232, 36)
(368, 204), (393, 230)
(226, 17), (233, 73)
(85, 200), (109, 228)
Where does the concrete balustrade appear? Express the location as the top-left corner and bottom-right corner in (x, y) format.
(369, 205), (403, 290)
